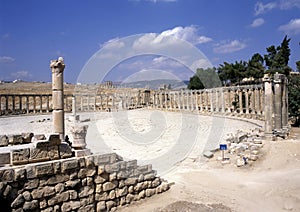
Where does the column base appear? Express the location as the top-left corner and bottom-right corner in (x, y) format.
(263, 133), (275, 141)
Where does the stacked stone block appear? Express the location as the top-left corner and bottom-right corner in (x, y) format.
(0, 153), (170, 212)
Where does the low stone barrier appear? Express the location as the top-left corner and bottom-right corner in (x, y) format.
(0, 153), (170, 212)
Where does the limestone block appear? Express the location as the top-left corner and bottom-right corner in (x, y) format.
(138, 190), (145, 199)
(0, 152), (10, 165)
(144, 171), (156, 181)
(128, 186), (134, 194)
(103, 181), (118, 191)
(109, 190), (116, 199)
(22, 191), (32, 201)
(54, 183), (65, 193)
(124, 177), (138, 186)
(78, 204), (94, 212)
(78, 185), (94, 198)
(23, 200), (38, 211)
(145, 188), (156, 197)
(117, 170), (129, 180)
(48, 191), (69, 205)
(29, 147), (48, 163)
(138, 174), (144, 183)
(51, 72), (64, 91)
(65, 179), (81, 189)
(31, 187), (44, 199)
(45, 174), (69, 186)
(105, 162), (121, 173)
(93, 154), (113, 166)
(95, 192), (108, 201)
(11, 148), (30, 165)
(151, 178), (161, 188)
(119, 197), (126, 206)
(32, 134), (46, 141)
(96, 184), (102, 193)
(126, 160), (137, 169)
(43, 186), (56, 198)
(0, 135), (8, 147)
(61, 159), (78, 173)
(61, 201), (81, 212)
(78, 168), (96, 178)
(96, 201), (106, 211)
(137, 164), (152, 174)
(59, 143), (73, 159)
(39, 199), (47, 209)
(109, 172), (117, 181)
(8, 134), (23, 145)
(119, 180), (125, 188)
(116, 186), (128, 197)
(125, 193), (135, 204)
(14, 168), (26, 181)
(47, 146), (59, 160)
(106, 200), (116, 211)
(24, 179), (39, 190)
(52, 90), (64, 110)
(94, 174), (108, 184)
(35, 163), (54, 177)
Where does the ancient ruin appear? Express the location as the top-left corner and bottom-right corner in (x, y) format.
(0, 58), (291, 211)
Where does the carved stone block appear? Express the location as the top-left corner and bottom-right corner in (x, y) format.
(59, 143), (73, 159)
(11, 148), (30, 165)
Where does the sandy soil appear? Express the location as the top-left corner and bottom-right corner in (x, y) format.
(0, 110), (300, 212)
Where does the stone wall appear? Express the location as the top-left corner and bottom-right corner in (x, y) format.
(0, 153), (170, 212)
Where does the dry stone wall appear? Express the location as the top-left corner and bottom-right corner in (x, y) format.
(0, 153), (170, 212)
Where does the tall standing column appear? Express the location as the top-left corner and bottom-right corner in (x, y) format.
(274, 73), (283, 131)
(282, 76), (288, 129)
(238, 89), (243, 114)
(50, 57), (66, 141)
(263, 74), (274, 139)
(210, 90), (213, 112)
(245, 89), (249, 114)
(221, 88), (225, 113)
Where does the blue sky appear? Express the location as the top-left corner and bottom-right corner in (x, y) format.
(0, 0), (299, 83)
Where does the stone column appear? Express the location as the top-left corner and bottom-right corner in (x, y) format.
(26, 96), (29, 114)
(238, 89), (243, 113)
(46, 95), (50, 112)
(50, 57), (66, 141)
(0, 96), (1, 113)
(5, 95), (8, 111)
(12, 95), (15, 112)
(33, 96), (37, 113)
(250, 88), (255, 114)
(263, 74), (274, 139)
(226, 89), (231, 113)
(221, 88), (225, 113)
(70, 124), (91, 157)
(210, 90), (213, 112)
(19, 96), (22, 111)
(245, 89), (249, 114)
(215, 89), (219, 112)
(282, 76), (288, 129)
(39, 95), (43, 113)
(274, 73), (283, 131)
(205, 90), (209, 111)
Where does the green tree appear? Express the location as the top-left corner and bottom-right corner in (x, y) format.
(247, 53), (265, 79)
(264, 36), (292, 76)
(188, 67), (221, 89)
(288, 73), (300, 126)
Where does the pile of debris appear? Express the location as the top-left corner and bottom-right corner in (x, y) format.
(204, 128), (265, 167)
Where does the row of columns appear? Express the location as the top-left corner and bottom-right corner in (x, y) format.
(151, 85), (264, 115)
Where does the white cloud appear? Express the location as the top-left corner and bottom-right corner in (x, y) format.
(279, 0), (300, 9)
(213, 40), (247, 54)
(254, 2), (277, 15)
(10, 71), (32, 80)
(158, 26), (212, 45)
(250, 18), (265, 27)
(279, 18), (300, 34)
(0, 56), (15, 63)
(100, 38), (125, 50)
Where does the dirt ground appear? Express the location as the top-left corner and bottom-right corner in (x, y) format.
(119, 128), (300, 212)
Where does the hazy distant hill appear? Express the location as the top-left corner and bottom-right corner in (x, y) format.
(116, 79), (189, 90)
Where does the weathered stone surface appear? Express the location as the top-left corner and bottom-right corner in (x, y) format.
(96, 184), (102, 193)
(61, 159), (78, 172)
(21, 132), (34, 143)
(97, 201), (106, 211)
(22, 191), (32, 201)
(48, 191), (69, 206)
(78, 204), (94, 212)
(138, 190), (145, 199)
(95, 192), (108, 201)
(11, 148), (30, 165)
(0, 135), (8, 147)
(125, 177), (138, 186)
(11, 194), (25, 208)
(55, 183), (65, 193)
(0, 168), (14, 182)
(0, 152), (10, 165)
(109, 172), (117, 181)
(146, 188), (156, 197)
(116, 186), (128, 198)
(61, 201), (81, 212)
(23, 200), (38, 211)
(78, 168), (96, 178)
(36, 163), (54, 177)
(80, 194), (94, 206)
(24, 179), (39, 190)
(103, 181), (117, 191)
(93, 154), (112, 165)
(109, 190), (116, 199)
(3, 184), (11, 197)
(46, 174), (69, 185)
(94, 174), (108, 184)
(8, 134), (23, 145)
(106, 200), (116, 211)
(126, 160), (137, 169)
(126, 193), (135, 203)
(144, 171), (156, 181)
(65, 179), (80, 188)
(14, 168), (26, 181)
(151, 178), (161, 188)
(39, 199), (47, 209)
(79, 186), (94, 198)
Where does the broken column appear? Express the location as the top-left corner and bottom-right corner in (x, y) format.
(50, 57), (65, 141)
